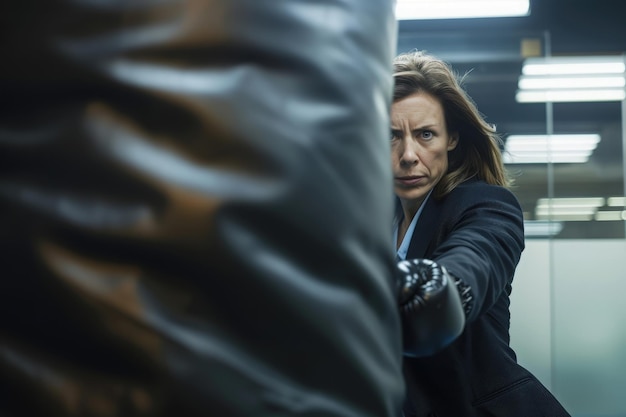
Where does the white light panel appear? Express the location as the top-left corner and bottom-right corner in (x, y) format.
(516, 55), (626, 103)
(534, 197), (605, 221)
(522, 56), (626, 75)
(524, 220), (564, 237)
(395, 0), (529, 20)
(503, 134), (600, 164)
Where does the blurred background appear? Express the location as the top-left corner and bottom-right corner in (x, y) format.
(394, 0), (625, 415)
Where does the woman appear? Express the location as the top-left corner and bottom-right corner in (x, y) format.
(391, 51), (570, 417)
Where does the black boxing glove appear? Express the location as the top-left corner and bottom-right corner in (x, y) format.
(396, 258), (470, 357)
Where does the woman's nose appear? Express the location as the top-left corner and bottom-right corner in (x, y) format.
(400, 142), (419, 166)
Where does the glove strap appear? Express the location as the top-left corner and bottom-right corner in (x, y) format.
(451, 274), (474, 317)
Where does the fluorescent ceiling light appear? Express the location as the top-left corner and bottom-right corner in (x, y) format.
(395, 0), (529, 20)
(595, 210), (626, 221)
(536, 207), (596, 216)
(505, 134), (600, 151)
(516, 88), (626, 103)
(536, 197), (605, 208)
(524, 220), (563, 237)
(517, 55), (626, 103)
(503, 134), (600, 164)
(522, 56), (626, 75)
(518, 75), (626, 90)
(535, 213), (594, 221)
(535, 197), (604, 221)
(532, 197), (626, 222)
(504, 154), (590, 164)
(607, 196), (626, 207)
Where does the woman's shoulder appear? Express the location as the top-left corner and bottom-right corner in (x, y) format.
(444, 178), (521, 207)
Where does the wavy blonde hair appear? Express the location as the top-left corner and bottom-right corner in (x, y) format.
(393, 50), (511, 198)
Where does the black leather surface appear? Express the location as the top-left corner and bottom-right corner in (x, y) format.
(0, 1), (404, 415)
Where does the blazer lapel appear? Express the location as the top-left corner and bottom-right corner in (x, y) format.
(406, 196), (443, 259)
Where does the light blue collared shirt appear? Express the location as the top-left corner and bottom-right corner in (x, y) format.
(393, 190), (433, 261)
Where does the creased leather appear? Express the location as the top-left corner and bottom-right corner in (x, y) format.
(0, 0), (403, 416)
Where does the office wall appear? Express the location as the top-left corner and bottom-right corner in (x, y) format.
(510, 239), (626, 417)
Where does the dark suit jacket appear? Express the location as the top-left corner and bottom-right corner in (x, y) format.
(402, 178), (570, 417)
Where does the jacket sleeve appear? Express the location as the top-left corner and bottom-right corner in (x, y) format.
(431, 184), (525, 323)
(0, 1), (404, 416)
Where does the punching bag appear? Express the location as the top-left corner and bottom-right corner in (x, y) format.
(0, 0), (403, 416)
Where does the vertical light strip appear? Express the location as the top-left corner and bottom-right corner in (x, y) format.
(622, 95), (626, 235)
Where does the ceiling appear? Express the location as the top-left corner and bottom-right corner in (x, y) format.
(396, 0), (626, 238)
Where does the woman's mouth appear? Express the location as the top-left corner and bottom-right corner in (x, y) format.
(395, 176), (424, 186)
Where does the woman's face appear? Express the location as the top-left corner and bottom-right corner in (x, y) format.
(390, 91), (458, 210)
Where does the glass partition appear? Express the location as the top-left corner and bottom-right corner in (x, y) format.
(508, 34), (626, 417)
